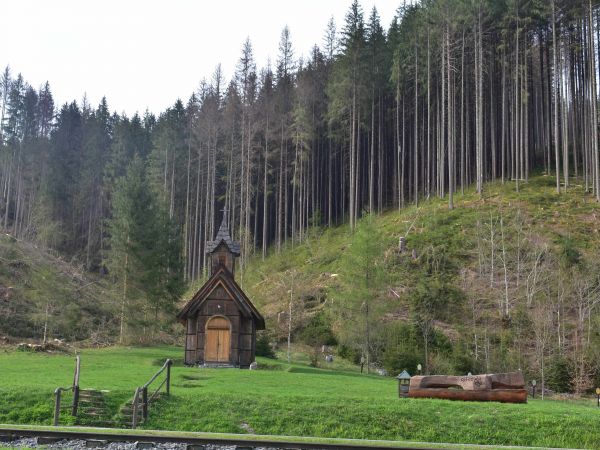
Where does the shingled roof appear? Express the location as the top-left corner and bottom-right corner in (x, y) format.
(176, 265), (265, 329)
(205, 211), (241, 255)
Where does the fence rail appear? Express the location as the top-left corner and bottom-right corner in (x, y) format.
(131, 359), (172, 429)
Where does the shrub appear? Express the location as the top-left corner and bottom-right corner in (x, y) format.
(451, 350), (480, 375)
(547, 355), (572, 393)
(338, 343), (361, 364)
(298, 313), (337, 347)
(382, 347), (421, 376)
(256, 332), (276, 359)
(556, 235), (581, 267)
(299, 313), (337, 367)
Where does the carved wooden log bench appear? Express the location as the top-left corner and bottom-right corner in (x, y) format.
(408, 372), (527, 403)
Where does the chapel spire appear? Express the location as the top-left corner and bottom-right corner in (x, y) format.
(206, 210), (240, 275)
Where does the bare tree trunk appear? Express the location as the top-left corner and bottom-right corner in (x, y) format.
(552, 0), (561, 193)
(277, 123), (284, 252)
(414, 44), (419, 206)
(262, 116), (269, 260)
(491, 48), (497, 181)
(369, 93), (375, 213)
(350, 75), (356, 230)
(287, 270), (294, 364)
(427, 30), (432, 198)
(328, 125), (333, 226)
(500, 215), (509, 317)
(501, 48), (507, 184)
(461, 30), (466, 193)
(589, 0), (600, 200)
(447, 25), (454, 210)
(184, 120), (192, 281)
(119, 236), (130, 345)
(43, 302), (50, 345)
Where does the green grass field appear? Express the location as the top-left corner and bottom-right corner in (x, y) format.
(0, 346), (599, 449)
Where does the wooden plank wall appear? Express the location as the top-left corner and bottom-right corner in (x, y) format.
(184, 283), (256, 367)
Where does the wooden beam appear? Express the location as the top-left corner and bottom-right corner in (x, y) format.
(408, 388), (528, 403)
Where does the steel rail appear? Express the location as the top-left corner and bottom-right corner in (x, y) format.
(0, 427), (444, 450)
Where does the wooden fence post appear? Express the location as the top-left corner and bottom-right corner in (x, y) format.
(71, 355), (81, 416)
(142, 387), (148, 421)
(130, 359), (171, 428)
(53, 389), (61, 426)
(166, 359), (172, 395)
(132, 387), (140, 429)
(71, 385), (80, 417)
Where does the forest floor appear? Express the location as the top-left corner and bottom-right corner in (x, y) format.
(0, 346), (599, 449)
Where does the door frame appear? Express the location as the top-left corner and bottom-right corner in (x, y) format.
(204, 315), (231, 363)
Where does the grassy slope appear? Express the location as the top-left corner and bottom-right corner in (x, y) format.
(0, 346), (175, 425)
(0, 234), (117, 341)
(240, 174), (600, 345)
(1, 346), (599, 448)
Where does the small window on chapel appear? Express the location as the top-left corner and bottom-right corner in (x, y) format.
(219, 254), (226, 266)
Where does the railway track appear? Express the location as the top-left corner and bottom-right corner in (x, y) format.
(0, 425), (578, 450)
(0, 426), (445, 450)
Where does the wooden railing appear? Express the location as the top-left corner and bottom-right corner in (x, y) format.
(53, 355), (80, 426)
(131, 359), (172, 429)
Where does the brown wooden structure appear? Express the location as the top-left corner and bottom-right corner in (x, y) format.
(408, 372), (527, 403)
(177, 213), (265, 368)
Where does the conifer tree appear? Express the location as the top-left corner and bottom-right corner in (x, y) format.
(107, 156), (183, 341)
(338, 213), (386, 373)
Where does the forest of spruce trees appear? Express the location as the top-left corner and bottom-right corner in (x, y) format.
(1, 0), (600, 346)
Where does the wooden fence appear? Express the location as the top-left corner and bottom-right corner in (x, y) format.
(131, 359), (172, 428)
(53, 355), (80, 426)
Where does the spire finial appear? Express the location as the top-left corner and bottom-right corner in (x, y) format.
(219, 208), (229, 236)
(205, 207), (240, 256)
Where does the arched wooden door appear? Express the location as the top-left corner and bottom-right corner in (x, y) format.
(205, 316), (231, 362)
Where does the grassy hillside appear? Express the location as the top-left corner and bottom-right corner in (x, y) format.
(1, 346), (600, 448)
(3, 173), (600, 386)
(0, 233), (117, 342)
(239, 175), (600, 385)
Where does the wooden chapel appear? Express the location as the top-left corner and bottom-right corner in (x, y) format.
(177, 213), (265, 367)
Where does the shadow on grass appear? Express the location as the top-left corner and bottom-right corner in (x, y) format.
(287, 366), (378, 379)
(173, 382), (204, 388)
